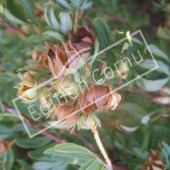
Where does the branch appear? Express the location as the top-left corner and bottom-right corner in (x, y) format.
(2, 103), (98, 150)
(42, 131), (66, 143)
(131, 85), (155, 99)
(3, 103), (66, 143)
(0, 20), (28, 36)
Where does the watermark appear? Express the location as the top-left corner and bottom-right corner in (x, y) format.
(12, 30), (158, 138)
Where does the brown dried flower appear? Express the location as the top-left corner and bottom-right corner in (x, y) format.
(0, 140), (15, 154)
(88, 84), (121, 111)
(141, 150), (165, 170)
(50, 102), (79, 133)
(77, 90), (92, 117)
(69, 26), (95, 54)
(77, 84), (121, 117)
(43, 41), (88, 78)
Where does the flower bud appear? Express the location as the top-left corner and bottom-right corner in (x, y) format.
(117, 61), (129, 79)
(32, 51), (42, 63)
(39, 89), (53, 110)
(78, 114), (101, 130)
(56, 76), (79, 96)
(18, 80), (38, 103)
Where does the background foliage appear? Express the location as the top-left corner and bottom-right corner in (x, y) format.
(0, 0), (170, 170)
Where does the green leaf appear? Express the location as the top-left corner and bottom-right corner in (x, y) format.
(16, 136), (52, 149)
(110, 0), (117, 10)
(161, 148), (170, 170)
(89, 39), (100, 66)
(0, 73), (14, 83)
(137, 77), (170, 92)
(80, 0), (92, 10)
(139, 59), (170, 76)
(132, 148), (148, 160)
(49, 7), (61, 30)
(3, 148), (14, 170)
(44, 6), (54, 28)
(28, 143), (56, 159)
(6, 0), (27, 22)
(0, 48), (4, 58)
(44, 143), (108, 169)
(56, 0), (73, 11)
(71, 0), (81, 9)
(0, 124), (13, 139)
(120, 125), (139, 132)
(93, 17), (112, 48)
(44, 6), (61, 31)
(141, 115), (150, 125)
(28, 35), (45, 44)
(80, 159), (105, 170)
(44, 31), (64, 41)
(0, 99), (5, 113)
(157, 26), (170, 40)
(28, 72), (35, 80)
(138, 59), (170, 92)
(0, 113), (20, 120)
(16, 159), (32, 170)
(17, 0), (35, 22)
(0, 0), (5, 4)
(162, 142), (170, 157)
(60, 13), (72, 34)
(32, 160), (68, 170)
(73, 70), (81, 83)
(120, 103), (146, 118)
(93, 17), (117, 67)
(35, 69), (51, 81)
(17, 66), (39, 72)
(3, 9), (28, 25)
(148, 44), (170, 62)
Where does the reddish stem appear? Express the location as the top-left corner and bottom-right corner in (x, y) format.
(131, 86), (155, 99)
(2, 103), (66, 143)
(42, 131), (66, 143)
(2, 103), (99, 149)
(115, 81), (155, 99)
(0, 20), (28, 36)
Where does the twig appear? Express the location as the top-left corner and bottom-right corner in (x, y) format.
(2, 103), (98, 149)
(42, 131), (66, 143)
(2, 103), (67, 143)
(131, 85), (155, 99)
(93, 128), (113, 170)
(0, 20), (28, 36)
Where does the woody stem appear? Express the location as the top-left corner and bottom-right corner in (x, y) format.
(0, 20), (28, 36)
(93, 128), (113, 170)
